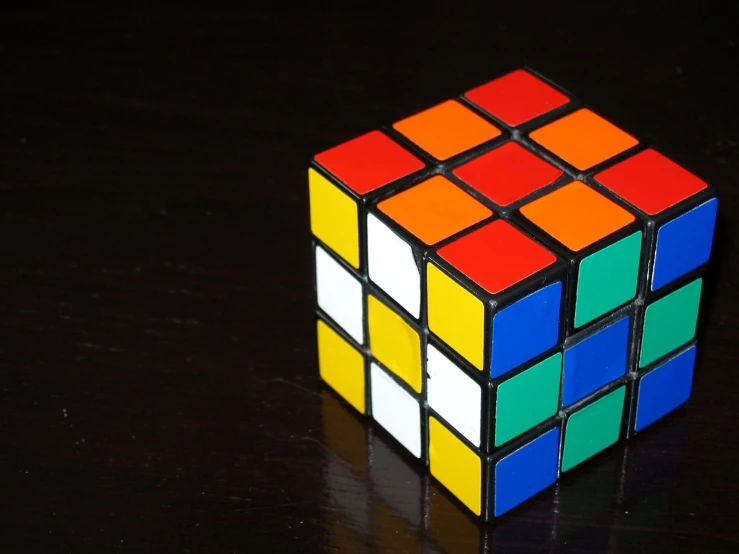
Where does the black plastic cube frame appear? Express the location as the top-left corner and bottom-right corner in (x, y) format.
(428, 332), (564, 454)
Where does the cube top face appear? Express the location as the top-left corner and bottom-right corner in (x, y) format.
(520, 181), (636, 252)
(312, 67), (717, 523)
(436, 219), (558, 295)
(464, 69), (571, 127)
(314, 130), (425, 195)
(452, 142), (564, 208)
(393, 99), (502, 160)
(593, 148), (709, 216)
(530, 108), (638, 170)
(376, 175), (493, 245)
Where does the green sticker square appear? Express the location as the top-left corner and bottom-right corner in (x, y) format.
(495, 353), (561, 446)
(640, 278), (702, 368)
(575, 231), (641, 328)
(561, 386), (625, 472)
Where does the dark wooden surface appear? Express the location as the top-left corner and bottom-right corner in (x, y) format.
(2, 5), (738, 552)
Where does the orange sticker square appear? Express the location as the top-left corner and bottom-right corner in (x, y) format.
(530, 109), (638, 170)
(520, 181), (635, 251)
(393, 100), (501, 161)
(377, 175), (493, 245)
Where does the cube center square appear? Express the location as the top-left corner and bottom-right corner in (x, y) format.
(452, 141), (564, 209)
(312, 67), (717, 522)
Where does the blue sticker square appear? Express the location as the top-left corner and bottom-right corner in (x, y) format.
(653, 198), (717, 291)
(563, 316), (630, 406)
(490, 281), (562, 378)
(494, 427), (560, 517)
(636, 346), (696, 432)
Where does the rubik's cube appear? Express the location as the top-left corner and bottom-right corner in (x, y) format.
(310, 69), (717, 521)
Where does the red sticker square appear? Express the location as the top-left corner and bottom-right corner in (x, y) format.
(453, 142), (563, 207)
(314, 130), (424, 195)
(438, 219), (557, 294)
(594, 149), (708, 215)
(465, 69), (570, 127)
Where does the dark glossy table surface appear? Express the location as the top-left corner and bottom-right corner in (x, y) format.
(3, 5), (738, 553)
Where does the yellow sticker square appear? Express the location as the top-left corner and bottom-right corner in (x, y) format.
(429, 416), (482, 515)
(309, 168), (360, 268)
(427, 263), (485, 370)
(317, 320), (365, 413)
(367, 295), (422, 393)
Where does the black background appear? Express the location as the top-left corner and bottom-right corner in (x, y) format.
(2, 4), (738, 552)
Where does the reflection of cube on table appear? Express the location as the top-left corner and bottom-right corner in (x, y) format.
(310, 68), (718, 521)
